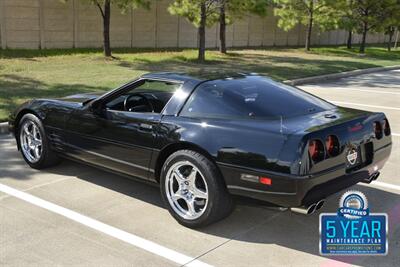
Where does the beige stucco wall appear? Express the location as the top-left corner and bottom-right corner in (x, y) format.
(0, 0), (387, 50)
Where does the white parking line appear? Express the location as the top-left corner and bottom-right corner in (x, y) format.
(0, 183), (213, 267)
(330, 101), (400, 111)
(360, 181), (400, 192)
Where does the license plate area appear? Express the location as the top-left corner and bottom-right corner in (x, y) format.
(345, 142), (373, 173)
(345, 145), (362, 173)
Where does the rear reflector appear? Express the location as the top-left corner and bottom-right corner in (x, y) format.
(259, 177), (272, 185)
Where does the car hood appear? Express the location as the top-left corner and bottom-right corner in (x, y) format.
(58, 92), (104, 104)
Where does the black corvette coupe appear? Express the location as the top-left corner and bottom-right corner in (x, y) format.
(9, 72), (392, 227)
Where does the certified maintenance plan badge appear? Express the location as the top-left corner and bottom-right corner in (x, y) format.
(320, 191), (388, 255)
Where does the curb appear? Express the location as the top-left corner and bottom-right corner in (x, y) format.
(284, 65), (400, 86)
(0, 122), (9, 134)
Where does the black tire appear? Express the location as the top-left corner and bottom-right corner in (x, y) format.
(18, 113), (61, 169)
(160, 149), (233, 228)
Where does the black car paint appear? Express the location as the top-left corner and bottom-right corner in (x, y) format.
(9, 72), (392, 208)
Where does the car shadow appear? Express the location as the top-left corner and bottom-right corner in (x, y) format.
(1, 140), (399, 267)
(42, 158), (400, 267)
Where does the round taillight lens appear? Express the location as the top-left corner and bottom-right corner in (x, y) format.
(308, 139), (324, 162)
(382, 119), (391, 136)
(326, 135), (340, 157)
(373, 122), (383, 139)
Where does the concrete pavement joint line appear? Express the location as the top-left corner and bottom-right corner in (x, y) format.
(360, 181), (400, 192)
(330, 101), (400, 111)
(0, 182), (213, 267)
(183, 212), (282, 266)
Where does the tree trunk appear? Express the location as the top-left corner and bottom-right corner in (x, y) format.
(198, 2), (206, 61)
(103, 0), (111, 57)
(359, 22), (368, 54)
(346, 30), (352, 49)
(305, 3), (313, 51)
(394, 27), (399, 49)
(219, 3), (227, 54)
(387, 28), (393, 52)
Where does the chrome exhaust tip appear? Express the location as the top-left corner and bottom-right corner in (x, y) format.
(290, 203), (317, 215)
(362, 173), (378, 184)
(315, 199), (325, 211)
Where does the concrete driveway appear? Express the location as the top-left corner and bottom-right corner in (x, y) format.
(1, 70), (399, 267)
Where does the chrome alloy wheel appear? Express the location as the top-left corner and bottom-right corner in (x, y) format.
(20, 120), (42, 163)
(165, 161), (209, 220)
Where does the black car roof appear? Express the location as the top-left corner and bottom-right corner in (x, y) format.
(141, 71), (258, 83)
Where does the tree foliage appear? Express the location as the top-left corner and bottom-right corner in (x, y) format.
(336, 0), (400, 53)
(223, 0), (269, 24)
(168, 0), (220, 27)
(168, 0), (220, 61)
(274, 0), (339, 50)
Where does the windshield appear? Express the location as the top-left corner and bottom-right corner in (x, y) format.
(180, 76), (335, 119)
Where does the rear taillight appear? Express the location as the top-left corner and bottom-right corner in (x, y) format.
(325, 135), (340, 157)
(308, 139), (324, 162)
(373, 122), (383, 139)
(382, 119), (391, 136)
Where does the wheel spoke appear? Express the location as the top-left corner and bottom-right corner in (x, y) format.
(33, 147), (41, 159)
(192, 186), (207, 199)
(171, 192), (183, 201)
(173, 169), (186, 183)
(185, 199), (196, 216)
(24, 125), (31, 137)
(187, 168), (197, 185)
(32, 125), (38, 139)
(33, 139), (42, 147)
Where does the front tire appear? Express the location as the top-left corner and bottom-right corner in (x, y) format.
(160, 150), (233, 228)
(18, 113), (61, 169)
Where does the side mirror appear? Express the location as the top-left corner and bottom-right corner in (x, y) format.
(89, 99), (104, 115)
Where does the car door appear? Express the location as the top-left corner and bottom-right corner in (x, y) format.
(64, 79), (181, 181)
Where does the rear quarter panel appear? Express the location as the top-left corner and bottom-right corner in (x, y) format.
(155, 116), (291, 173)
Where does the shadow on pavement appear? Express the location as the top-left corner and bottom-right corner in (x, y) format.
(1, 135), (399, 267)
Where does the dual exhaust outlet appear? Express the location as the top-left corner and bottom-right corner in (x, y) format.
(290, 172), (380, 215)
(362, 172), (380, 184)
(290, 199), (325, 215)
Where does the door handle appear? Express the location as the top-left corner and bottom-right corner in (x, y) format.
(139, 123), (153, 130)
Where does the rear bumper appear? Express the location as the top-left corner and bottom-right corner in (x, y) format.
(219, 143), (391, 207)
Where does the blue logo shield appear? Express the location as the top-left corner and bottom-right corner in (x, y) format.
(319, 191), (388, 255)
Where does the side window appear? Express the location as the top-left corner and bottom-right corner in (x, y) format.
(106, 80), (181, 113)
(180, 82), (250, 119)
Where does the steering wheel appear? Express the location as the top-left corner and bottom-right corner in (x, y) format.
(123, 93), (154, 112)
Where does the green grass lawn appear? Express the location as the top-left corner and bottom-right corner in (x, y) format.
(0, 46), (399, 122)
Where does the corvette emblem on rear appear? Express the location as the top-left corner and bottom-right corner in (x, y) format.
(346, 148), (358, 165)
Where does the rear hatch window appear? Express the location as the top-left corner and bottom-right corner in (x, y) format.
(181, 76), (335, 119)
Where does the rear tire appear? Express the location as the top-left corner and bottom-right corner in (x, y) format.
(160, 149), (233, 228)
(18, 113), (61, 169)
